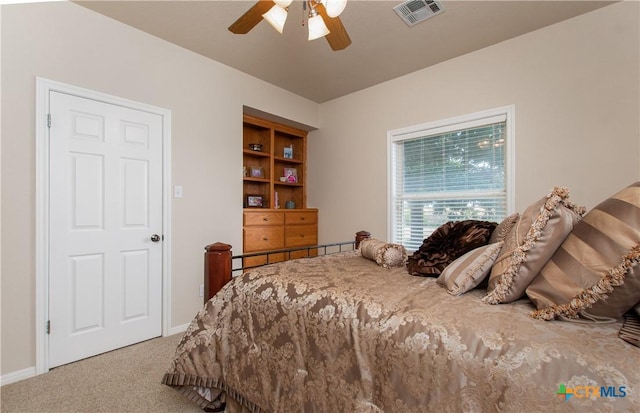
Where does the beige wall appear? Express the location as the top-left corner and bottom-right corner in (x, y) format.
(309, 1), (640, 244)
(0, 1), (318, 376)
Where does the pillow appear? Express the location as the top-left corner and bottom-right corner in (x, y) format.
(359, 238), (408, 269)
(528, 182), (640, 321)
(437, 242), (504, 296)
(483, 187), (585, 304)
(407, 220), (497, 277)
(619, 310), (640, 348)
(489, 213), (519, 244)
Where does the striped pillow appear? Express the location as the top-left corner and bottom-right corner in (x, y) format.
(528, 182), (640, 320)
(437, 242), (503, 296)
(483, 187), (585, 304)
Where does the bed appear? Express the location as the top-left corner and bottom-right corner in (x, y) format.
(163, 184), (640, 412)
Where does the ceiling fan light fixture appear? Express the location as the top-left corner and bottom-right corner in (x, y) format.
(323, 0), (348, 18)
(229, 0), (351, 51)
(307, 11), (330, 40)
(273, 0), (294, 7)
(262, 4), (288, 34)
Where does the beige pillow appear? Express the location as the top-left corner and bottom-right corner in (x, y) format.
(489, 213), (519, 244)
(528, 182), (640, 320)
(483, 187), (585, 304)
(437, 242), (503, 296)
(360, 238), (408, 269)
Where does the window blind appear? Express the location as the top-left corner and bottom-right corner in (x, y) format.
(390, 114), (508, 252)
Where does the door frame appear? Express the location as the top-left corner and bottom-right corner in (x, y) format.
(35, 78), (172, 374)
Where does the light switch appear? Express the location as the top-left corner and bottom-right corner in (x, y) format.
(174, 185), (183, 198)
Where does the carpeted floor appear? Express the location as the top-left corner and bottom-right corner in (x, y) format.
(0, 333), (202, 413)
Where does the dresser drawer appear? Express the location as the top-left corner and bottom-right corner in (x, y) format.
(285, 225), (317, 248)
(289, 248), (319, 260)
(285, 210), (318, 225)
(244, 227), (284, 252)
(244, 211), (285, 227)
(244, 253), (286, 268)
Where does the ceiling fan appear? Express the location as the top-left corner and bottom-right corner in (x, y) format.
(228, 0), (352, 51)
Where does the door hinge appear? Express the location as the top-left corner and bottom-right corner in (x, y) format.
(47, 114), (51, 128)
(46, 320), (51, 334)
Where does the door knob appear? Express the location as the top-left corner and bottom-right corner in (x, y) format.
(150, 234), (161, 242)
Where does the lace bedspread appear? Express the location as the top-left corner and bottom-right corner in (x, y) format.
(163, 251), (639, 412)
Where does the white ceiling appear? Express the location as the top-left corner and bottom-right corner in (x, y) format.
(75, 0), (615, 103)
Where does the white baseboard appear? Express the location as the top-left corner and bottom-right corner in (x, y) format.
(0, 366), (36, 387)
(2, 326), (188, 387)
(168, 322), (189, 336)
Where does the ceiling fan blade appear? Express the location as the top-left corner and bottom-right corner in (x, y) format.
(228, 0), (274, 34)
(315, 2), (351, 51)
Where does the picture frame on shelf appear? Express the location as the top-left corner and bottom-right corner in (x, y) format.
(283, 145), (293, 159)
(246, 195), (264, 208)
(249, 166), (265, 178)
(283, 167), (297, 183)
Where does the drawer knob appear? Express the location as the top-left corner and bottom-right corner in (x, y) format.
(263, 217), (268, 221)
(301, 217), (305, 221)
(262, 236), (268, 241)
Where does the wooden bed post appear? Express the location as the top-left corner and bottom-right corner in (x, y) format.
(355, 231), (371, 248)
(204, 242), (232, 303)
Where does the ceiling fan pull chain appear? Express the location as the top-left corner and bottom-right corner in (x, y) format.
(302, 0), (307, 26)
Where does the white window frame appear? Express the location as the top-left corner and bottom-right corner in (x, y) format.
(387, 105), (516, 249)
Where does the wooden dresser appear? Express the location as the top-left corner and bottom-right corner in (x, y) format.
(243, 208), (318, 267)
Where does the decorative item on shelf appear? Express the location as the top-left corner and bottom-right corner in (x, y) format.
(284, 167), (297, 183)
(279, 176), (287, 182)
(283, 145), (293, 159)
(243, 166), (247, 177)
(285, 200), (296, 209)
(248, 143), (263, 151)
(274, 191), (280, 209)
(249, 166), (265, 178)
(246, 195), (264, 208)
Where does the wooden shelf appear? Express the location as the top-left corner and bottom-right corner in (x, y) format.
(243, 177), (270, 183)
(274, 182), (303, 187)
(242, 114), (308, 210)
(243, 149), (270, 158)
(273, 156), (303, 164)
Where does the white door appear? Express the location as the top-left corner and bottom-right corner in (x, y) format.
(48, 91), (163, 368)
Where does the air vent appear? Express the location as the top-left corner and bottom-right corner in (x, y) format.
(393, 0), (444, 27)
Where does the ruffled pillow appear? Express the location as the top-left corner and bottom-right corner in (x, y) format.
(489, 213), (519, 244)
(528, 182), (640, 321)
(359, 238), (408, 269)
(437, 242), (503, 296)
(483, 187), (585, 304)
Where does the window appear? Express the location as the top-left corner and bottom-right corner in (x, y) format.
(388, 106), (514, 252)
